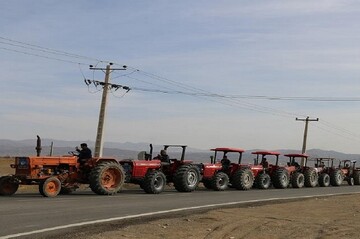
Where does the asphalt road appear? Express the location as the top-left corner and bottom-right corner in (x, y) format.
(1, 185), (360, 238)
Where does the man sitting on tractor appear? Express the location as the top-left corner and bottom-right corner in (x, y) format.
(221, 155), (231, 169)
(261, 157), (269, 168)
(76, 143), (92, 164)
(154, 149), (170, 163)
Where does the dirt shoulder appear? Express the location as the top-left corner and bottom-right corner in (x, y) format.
(54, 194), (360, 239)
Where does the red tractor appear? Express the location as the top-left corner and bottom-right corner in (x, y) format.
(312, 157), (348, 186)
(119, 144), (201, 194)
(199, 148), (262, 191)
(0, 139), (125, 197)
(310, 157), (333, 187)
(284, 153), (318, 188)
(338, 159), (360, 186)
(252, 151), (291, 189)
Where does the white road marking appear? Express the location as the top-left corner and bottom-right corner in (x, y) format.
(1, 191), (359, 239)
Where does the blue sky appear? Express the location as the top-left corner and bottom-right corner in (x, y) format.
(1, 1), (360, 153)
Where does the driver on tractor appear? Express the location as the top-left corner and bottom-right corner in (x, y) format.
(154, 149), (170, 163)
(75, 143), (92, 164)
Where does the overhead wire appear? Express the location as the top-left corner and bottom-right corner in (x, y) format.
(115, 65), (360, 142)
(0, 36), (108, 63)
(0, 46), (89, 65)
(1, 36), (359, 142)
(119, 65), (303, 118)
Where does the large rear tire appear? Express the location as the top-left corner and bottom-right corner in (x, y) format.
(211, 172), (229, 191)
(143, 170), (166, 194)
(354, 171), (360, 185)
(174, 164), (200, 192)
(39, 177), (61, 197)
(330, 169), (343, 186)
(272, 169), (290, 189)
(232, 168), (254, 190)
(89, 161), (125, 195)
(304, 168), (318, 187)
(318, 173), (330, 187)
(0, 176), (19, 196)
(291, 172), (304, 188)
(255, 173), (271, 189)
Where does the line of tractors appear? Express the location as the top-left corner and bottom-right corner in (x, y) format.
(0, 138), (359, 197)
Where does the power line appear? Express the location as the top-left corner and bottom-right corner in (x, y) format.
(0, 36), (107, 63)
(1, 36), (360, 143)
(0, 46), (90, 65)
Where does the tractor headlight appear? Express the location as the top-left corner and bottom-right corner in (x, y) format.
(18, 157), (29, 169)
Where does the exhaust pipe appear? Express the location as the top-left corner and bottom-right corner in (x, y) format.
(36, 135), (42, 156)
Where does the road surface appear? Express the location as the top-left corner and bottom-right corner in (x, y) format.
(0, 186), (359, 238)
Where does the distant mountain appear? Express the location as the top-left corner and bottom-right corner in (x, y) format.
(0, 138), (207, 160)
(0, 139), (359, 164)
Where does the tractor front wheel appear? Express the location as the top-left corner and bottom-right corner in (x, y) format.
(39, 177), (61, 197)
(89, 161), (125, 195)
(255, 173), (271, 189)
(211, 172), (229, 191)
(0, 176), (19, 196)
(143, 170), (166, 194)
(174, 164), (200, 192)
(318, 173), (330, 187)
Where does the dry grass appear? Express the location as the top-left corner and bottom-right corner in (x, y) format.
(0, 157), (14, 175)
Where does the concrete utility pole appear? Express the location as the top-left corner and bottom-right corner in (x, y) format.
(90, 63), (126, 157)
(296, 116), (319, 154)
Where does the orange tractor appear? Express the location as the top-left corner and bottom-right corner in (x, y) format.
(0, 138), (125, 197)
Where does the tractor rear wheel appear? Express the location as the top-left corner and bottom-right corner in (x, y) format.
(304, 168), (318, 187)
(272, 169), (290, 189)
(39, 177), (61, 197)
(89, 161), (125, 195)
(0, 176), (19, 196)
(255, 173), (271, 189)
(143, 170), (166, 194)
(318, 173), (330, 187)
(291, 172), (304, 188)
(232, 168), (254, 190)
(354, 171), (360, 185)
(173, 164), (200, 192)
(211, 172), (229, 191)
(330, 169), (343, 186)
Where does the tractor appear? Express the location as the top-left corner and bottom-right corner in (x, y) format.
(119, 144), (201, 194)
(252, 151), (290, 189)
(309, 157), (334, 187)
(284, 153), (318, 188)
(338, 159), (360, 186)
(199, 148), (264, 191)
(0, 137), (125, 197)
(311, 157), (346, 186)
